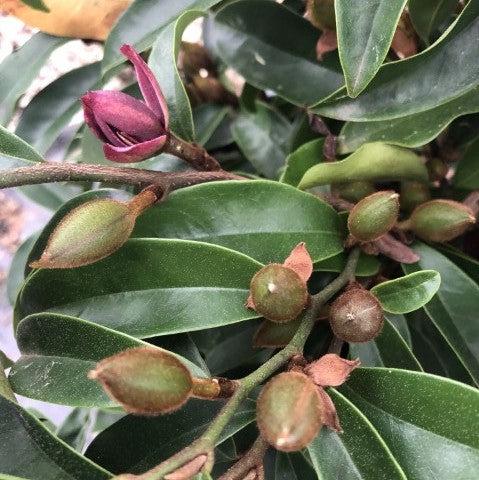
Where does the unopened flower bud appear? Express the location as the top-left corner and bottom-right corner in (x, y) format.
(333, 181), (375, 203)
(400, 181), (431, 212)
(249, 264), (308, 323)
(409, 199), (476, 243)
(347, 191), (400, 242)
(257, 372), (322, 452)
(329, 285), (384, 342)
(30, 191), (156, 269)
(89, 347), (193, 415)
(305, 0), (336, 31)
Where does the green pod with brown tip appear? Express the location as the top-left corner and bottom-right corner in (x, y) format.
(348, 191), (400, 242)
(257, 371), (322, 452)
(89, 347), (193, 415)
(250, 264), (309, 323)
(329, 286), (384, 342)
(409, 199), (476, 243)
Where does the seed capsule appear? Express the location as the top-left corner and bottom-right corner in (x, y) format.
(257, 372), (322, 452)
(348, 191), (400, 242)
(329, 285), (384, 342)
(250, 264), (308, 323)
(409, 199), (475, 243)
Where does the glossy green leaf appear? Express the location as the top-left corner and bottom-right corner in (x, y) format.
(232, 102), (291, 178)
(435, 244), (479, 285)
(20, 0), (49, 11)
(8, 313), (203, 407)
(85, 398), (255, 473)
(7, 233), (39, 305)
(193, 104), (229, 146)
(338, 86), (479, 153)
(343, 368), (479, 480)
(371, 270), (441, 314)
(403, 243), (479, 384)
(314, 251), (380, 277)
(274, 452), (317, 479)
(0, 33), (66, 125)
(409, 0), (458, 42)
(15, 62), (101, 154)
(16, 239), (262, 337)
(132, 180), (343, 264)
(280, 138), (324, 187)
(0, 124), (43, 162)
(299, 142), (428, 190)
(149, 11), (202, 141)
(314, 1), (479, 120)
(308, 389), (406, 480)
(407, 308), (474, 384)
(386, 313), (412, 346)
(102, 0), (222, 74)
(349, 316), (422, 370)
(336, 0), (407, 97)
(212, 0), (343, 106)
(454, 135), (479, 190)
(0, 394), (110, 479)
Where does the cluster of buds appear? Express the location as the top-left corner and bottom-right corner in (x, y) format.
(256, 354), (360, 451)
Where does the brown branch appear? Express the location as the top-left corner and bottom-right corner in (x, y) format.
(0, 163), (243, 191)
(165, 134), (221, 171)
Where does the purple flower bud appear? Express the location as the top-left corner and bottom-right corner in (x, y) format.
(81, 44), (169, 163)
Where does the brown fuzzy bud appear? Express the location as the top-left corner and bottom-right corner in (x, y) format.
(409, 199), (476, 243)
(348, 191), (400, 242)
(89, 347), (193, 414)
(305, 0), (336, 31)
(400, 181), (431, 212)
(257, 372), (322, 452)
(250, 264), (308, 323)
(333, 181), (376, 203)
(427, 157), (449, 182)
(329, 285), (384, 342)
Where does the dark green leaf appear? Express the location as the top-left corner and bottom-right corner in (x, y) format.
(16, 239), (262, 337)
(371, 270), (441, 314)
(193, 103), (229, 146)
(85, 398), (255, 473)
(0, 33), (66, 125)
(9, 313), (203, 407)
(280, 138), (324, 187)
(409, 0), (458, 42)
(343, 368), (479, 479)
(232, 102), (291, 178)
(212, 0), (343, 106)
(407, 308), (474, 384)
(338, 86), (479, 153)
(454, 135), (479, 190)
(314, 251), (380, 277)
(308, 389), (406, 479)
(336, 0), (407, 97)
(349, 316), (422, 370)
(102, 0), (222, 74)
(314, 1), (479, 120)
(0, 124), (43, 162)
(403, 242), (479, 384)
(274, 452), (316, 480)
(20, 0), (49, 11)
(15, 62), (101, 154)
(149, 11), (202, 141)
(133, 180), (343, 264)
(0, 394), (110, 479)
(435, 244), (479, 284)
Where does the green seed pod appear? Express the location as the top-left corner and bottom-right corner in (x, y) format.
(348, 191), (400, 242)
(257, 372), (322, 452)
(329, 286), (384, 343)
(333, 181), (376, 203)
(30, 191), (156, 269)
(250, 264), (309, 323)
(89, 347), (193, 415)
(306, 0), (336, 31)
(400, 181), (431, 212)
(409, 199), (476, 243)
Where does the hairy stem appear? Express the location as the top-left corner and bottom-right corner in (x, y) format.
(131, 248), (360, 480)
(165, 134), (221, 171)
(0, 163), (242, 190)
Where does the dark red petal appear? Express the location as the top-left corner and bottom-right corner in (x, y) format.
(103, 135), (168, 163)
(317, 387), (342, 432)
(81, 94), (109, 143)
(120, 44), (169, 129)
(85, 90), (164, 141)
